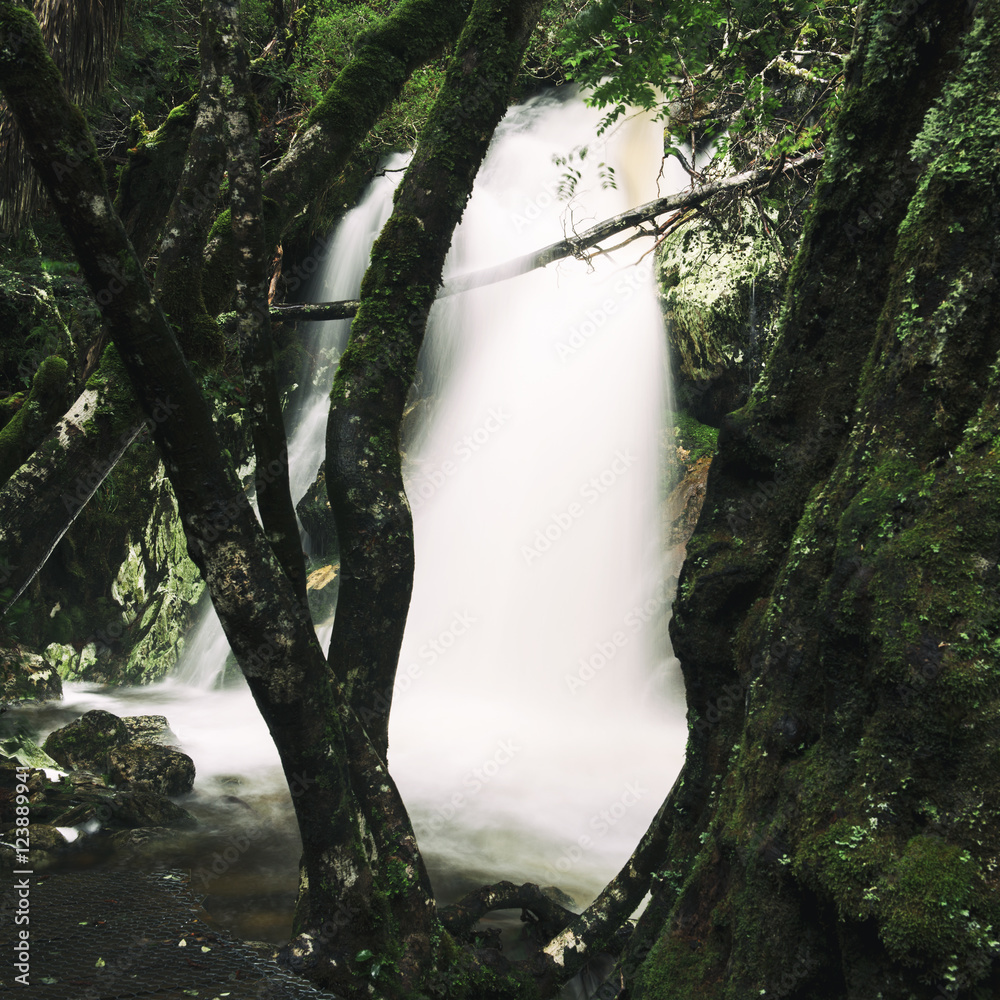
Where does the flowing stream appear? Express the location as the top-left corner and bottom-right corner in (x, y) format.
(13, 89), (689, 946)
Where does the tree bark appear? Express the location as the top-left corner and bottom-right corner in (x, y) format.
(219, 0), (307, 608)
(201, 0), (474, 315)
(152, 0), (227, 367)
(0, 3), (609, 999)
(633, 3), (1000, 997)
(0, 348), (143, 616)
(0, 11), (381, 1000)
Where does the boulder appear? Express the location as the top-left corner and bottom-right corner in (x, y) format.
(120, 714), (171, 743)
(0, 647), (62, 703)
(43, 709), (130, 771)
(111, 788), (197, 829)
(108, 743), (195, 796)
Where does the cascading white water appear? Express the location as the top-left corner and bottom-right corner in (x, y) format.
(389, 90), (687, 904)
(16, 89), (690, 934)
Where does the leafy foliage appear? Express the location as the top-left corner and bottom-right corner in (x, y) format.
(556, 0), (856, 161)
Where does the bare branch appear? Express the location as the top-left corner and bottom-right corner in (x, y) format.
(290, 151), (823, 320)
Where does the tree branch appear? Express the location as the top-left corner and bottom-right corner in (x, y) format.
(219, 0), (307, 608)
(202, 0), (475, 314)
(438, 881), (577, 944)
(152, 2), (227, 366)
(283, 150), (823, 320)
(539, 771), (684, 977)
(0, 14), (383, 986)
(322, 0), (545, 762)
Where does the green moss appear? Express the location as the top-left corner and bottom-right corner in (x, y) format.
(669, 409), (719, 461)
(0, 354), (69, 485)
(634, 923), (726, 999)
(878, 835), (984, 959)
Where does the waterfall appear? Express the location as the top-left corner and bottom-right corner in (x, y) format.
(72, 87), (689, 916)
(388, 90), (687, 903)
(171, 156), (408, 687)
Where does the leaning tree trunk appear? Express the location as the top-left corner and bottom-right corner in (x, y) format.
(0, 6), (385, 999)
(623, 3), (1000, 998)
(322, 0), (543, 761)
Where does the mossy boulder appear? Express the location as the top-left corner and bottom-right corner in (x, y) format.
(108, 743), (195, 796)
(42, 709), (130, 771)
(121, 714), (170, 743)
(0, 761), (197, 870)
(0, 647), (62, 703)
(110, 788), (198, 829)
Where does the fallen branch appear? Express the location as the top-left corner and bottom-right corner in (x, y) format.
(438, 881), (577, 944)
(283, 150), (823, 321)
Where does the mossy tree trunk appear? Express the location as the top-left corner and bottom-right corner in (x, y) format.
(623, 3), (1000, 998)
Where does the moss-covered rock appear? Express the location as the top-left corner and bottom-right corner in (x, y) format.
(658, 211), (786, 424)
(108, 743), (195, 796)
(634, 3), (1000, 998)
(120, 714), (170, 743)
(0, 729), (60, 770)
(43, 709), (130, 772)
(0, 647), (62, 703)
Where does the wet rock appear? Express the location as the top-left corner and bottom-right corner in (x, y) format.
(43, 709), (130, 771)
(0, 647), (62, 703)
(111, 788), (197, 830)
(108, 743), (195, 796)
(0, 730), (61, 770)
(541, 885), (578, 909)
(109, 826), (193, 863)
(120, 714), (170, 743)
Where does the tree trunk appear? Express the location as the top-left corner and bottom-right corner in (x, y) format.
(0, 348), (144, 615)
(628, 4), (1000, 997)
(201, 0), (474, 315)
(322, 0), (544, 761)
